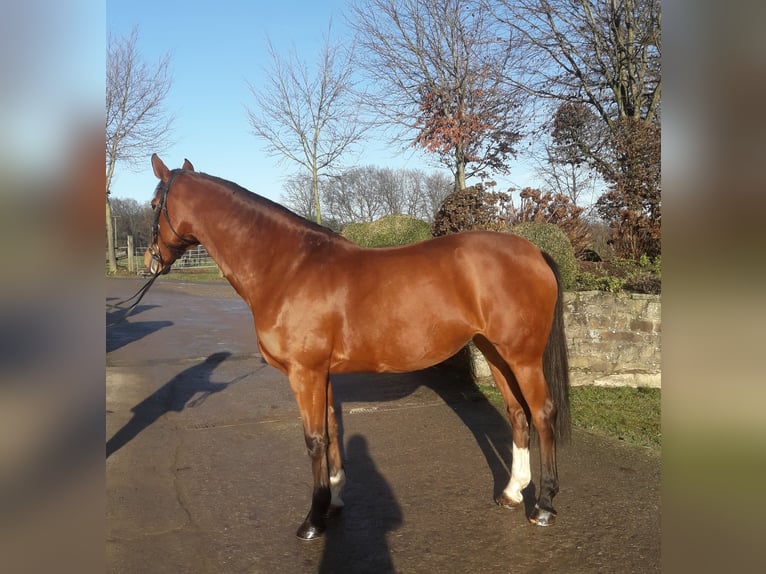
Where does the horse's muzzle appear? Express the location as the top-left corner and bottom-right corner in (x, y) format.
(145, 246), (170, 276)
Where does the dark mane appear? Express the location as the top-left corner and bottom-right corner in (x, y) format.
(198, 171), (343, 240)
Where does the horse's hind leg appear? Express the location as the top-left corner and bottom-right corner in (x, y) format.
(490, 364), (532, 508)
(476, 337), (560, 525)
(288, 366), (333, 540)
(512, 361), (560, 526)
(473, 337), (532, 508)
(326, 380), (346, 515)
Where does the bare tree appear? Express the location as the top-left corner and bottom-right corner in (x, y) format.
(493, 0), (661, 178)
(280, 173), (318, 222)
(282, 166), (452, 225)
(323, 167), (388, 224)
(533, 101), (603, 210)
(105, 27), (174, 273)
(392, 168), (454, 221)
(351, 0), (525, 192)
(109, 197), (154, 247)
(418, 171), (456, 220)
(246, 27), (367, 225)
(321, 166), (453, 224)
(494, 0), (661, 256)
(533, 147), (601, 212)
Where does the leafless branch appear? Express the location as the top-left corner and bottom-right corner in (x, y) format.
(351, 0), (528, 190)
(245, 26), (368, 224)
(106, 27), (174, 192)
(105, 26), (174, 273)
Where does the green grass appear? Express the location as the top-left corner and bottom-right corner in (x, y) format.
(107, 265), (227, 282)
(570, 385), (661, 449)
(478, 383), (661, 450)
(162, 269), (227, 282)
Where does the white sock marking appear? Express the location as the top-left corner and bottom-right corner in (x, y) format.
(330, 469), (346, 507)
(503, 443), (531, 504)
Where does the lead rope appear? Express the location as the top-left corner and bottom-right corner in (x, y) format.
(107, 269), (164, 326)
(108, 171), (190, 326)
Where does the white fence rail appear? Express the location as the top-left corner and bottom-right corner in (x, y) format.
(131, 244), (219, 271)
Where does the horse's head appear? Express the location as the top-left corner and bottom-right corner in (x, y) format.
(144, 154), (198, 275)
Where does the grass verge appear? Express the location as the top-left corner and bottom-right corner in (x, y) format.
(478, 383), (661, 450)
(107, 267), (227, 282)
(161, 269), (227, 282)
(569, 385), (660, 449)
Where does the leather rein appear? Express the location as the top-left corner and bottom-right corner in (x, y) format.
(109, 172), (195, 325)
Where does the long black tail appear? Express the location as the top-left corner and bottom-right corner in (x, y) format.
(541, 252), (571, 442)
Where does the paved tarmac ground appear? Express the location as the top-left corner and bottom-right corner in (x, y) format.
(106, 277), (660, 573)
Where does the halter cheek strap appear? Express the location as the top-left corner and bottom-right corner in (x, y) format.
(151, 172), (196, 265)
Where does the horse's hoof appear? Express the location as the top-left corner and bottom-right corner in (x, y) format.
(529, 505), (557, 526)
(495, 493), (522, 509)
(296, 521), (325, 540)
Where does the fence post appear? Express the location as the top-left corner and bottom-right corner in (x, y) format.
(127, 235), (134, 273)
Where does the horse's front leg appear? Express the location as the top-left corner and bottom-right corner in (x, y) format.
(289, 366), (332, 540)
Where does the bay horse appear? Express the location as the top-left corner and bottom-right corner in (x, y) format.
(144, 154), (571, 540)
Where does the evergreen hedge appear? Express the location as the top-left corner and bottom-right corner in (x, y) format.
(510, 221), (578, 290)
(342, 215), (432, 247)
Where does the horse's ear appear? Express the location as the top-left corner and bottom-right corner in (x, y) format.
(182, 158), (195, 172)
(151, 153), (171, 182)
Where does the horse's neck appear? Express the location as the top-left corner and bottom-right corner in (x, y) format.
(188, 190), (308, 305)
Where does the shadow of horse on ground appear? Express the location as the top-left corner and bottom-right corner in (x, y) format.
(106, 304), (172, 353)
(106, 351), (243, 458)
(329, 347), (534, 515)
(318, 434), (401, 574)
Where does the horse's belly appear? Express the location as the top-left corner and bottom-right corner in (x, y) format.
(330, 320), (473, 373)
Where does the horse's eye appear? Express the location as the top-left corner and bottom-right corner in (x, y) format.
(151, 203), (157, 211)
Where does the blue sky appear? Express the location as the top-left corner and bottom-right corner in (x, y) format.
(107, 0), (538, 204)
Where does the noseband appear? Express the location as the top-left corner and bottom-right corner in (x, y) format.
(148, 172), (196, 270)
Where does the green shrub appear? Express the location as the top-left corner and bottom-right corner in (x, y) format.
(574, 255), (661, 294)
(342, 215), (432, 247)
(574, 272), (626, 292)
(510, 221), (578, 290)
(612, 256), (661, 294)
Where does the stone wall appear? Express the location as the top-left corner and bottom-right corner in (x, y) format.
(472, 291), (661, 388)
(563, 291), (661, 387)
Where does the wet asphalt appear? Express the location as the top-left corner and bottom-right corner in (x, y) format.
(106, 277), (660, 573)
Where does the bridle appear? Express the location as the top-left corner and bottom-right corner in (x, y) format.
(109, 172), (196, 325)
(147, 171), (196, 271)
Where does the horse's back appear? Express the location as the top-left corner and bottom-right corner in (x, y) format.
(338, 230), (555, 304)
(323, 231), (558, 373)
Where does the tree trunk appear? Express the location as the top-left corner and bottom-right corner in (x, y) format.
(455, 163), (466, 192)
(106, 198), (117, 274)
(312, 170), (322, 225)
(454, 144), (467, 192)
